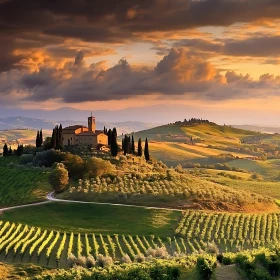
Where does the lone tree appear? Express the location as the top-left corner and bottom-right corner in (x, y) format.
(2, 143), (8, 157)
(110, 127), (118, 157)
(144, 138), (150, 161)
(49, 163), (69, 193)
(137, 138), (142, 157)
(36, 131), (40, 148)
(40, 129), (43, 146)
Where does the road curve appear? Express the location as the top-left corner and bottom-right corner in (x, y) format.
(0, 192), (184, 213)
(46, 191), (184, 212)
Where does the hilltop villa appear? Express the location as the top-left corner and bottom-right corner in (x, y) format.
(62, 114), (108, 146)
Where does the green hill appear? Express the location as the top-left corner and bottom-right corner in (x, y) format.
(132, 123), (260, 146)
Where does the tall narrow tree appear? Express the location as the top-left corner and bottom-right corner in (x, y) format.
(58, 124), (63, 148)
(107, 129), (112, 146)
(36, 131), (40, 148)
(50, 128), (57, 149)
(144, 138), (150, 161)
(110, 128), (118, 157)
(131, 135), (135, 154)
(137, 138), (142, 157)
(39, 129), (43, 146)
(3, 143), (8, 157)
(123, 135), (129, 155)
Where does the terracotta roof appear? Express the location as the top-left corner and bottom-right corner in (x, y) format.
(62, 125), (87, 131)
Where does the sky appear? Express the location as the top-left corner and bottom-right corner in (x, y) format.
(1, 0), (280, 124)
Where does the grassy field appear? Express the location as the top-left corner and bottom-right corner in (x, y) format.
(1, 202), (181, 236)
(133, 123), (259, 146)
(188, 168), (280, 200)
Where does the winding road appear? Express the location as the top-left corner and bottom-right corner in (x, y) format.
(0, 191), (184, 213)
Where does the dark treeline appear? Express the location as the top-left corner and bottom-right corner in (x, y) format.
(174, 118), (213, 126)
(2, 143), (24, 157)
(35, 129), (43, 148)
(46, 124), (63, 150)
(122, 135), (150, 161)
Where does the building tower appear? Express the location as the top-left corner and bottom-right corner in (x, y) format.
(88, 112), (96, 132)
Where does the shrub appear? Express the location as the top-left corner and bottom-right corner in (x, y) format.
(67, 253), (76, 268)
(86, 255), (95, 268)
(49, 163), (69, 192)
(122, 254), (132, 264)
(205, 242), (219, 255)
(96, 254), (113, 267)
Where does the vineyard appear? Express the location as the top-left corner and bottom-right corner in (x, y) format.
(1, 209), (280, 268)
(0, 164), (50, 207)
(176, 211), (280, 251)
(0, 220), (189, 268)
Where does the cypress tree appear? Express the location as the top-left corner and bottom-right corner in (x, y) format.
(50, 128), (57, 149)
(36, 131), (40, 148)
(40, 129), (43, 146)
(103, 126), (106, 134)
(58, 124), (63, 148)
(122, 138), (124, 151)
(9, 146), (12, 156)
(55, 125), (59, 148)
(3, 143), (8, 157)
(137, 138), (142, 157)
(110, 129), (118, 157)
(144, 138), (150, 161)
(107, 129), (112, 146)
(123, 135), (129, 155)
(131, 135), (135, 154)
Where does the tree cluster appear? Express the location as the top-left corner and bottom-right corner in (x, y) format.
(45, 125), (63, 150)
(122, 136), (150, 161)
(2, 143), (24, 157)
(174, 118), (212, 126)
(35, 129), (43, 148)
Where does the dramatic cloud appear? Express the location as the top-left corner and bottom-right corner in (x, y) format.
(1, 48), (280, 106)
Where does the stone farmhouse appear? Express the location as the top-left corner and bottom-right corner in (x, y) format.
(62, 114), (108, 147)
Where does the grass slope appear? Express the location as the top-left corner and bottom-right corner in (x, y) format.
(1, 202), (181, 236)
(133, 123), (259, 146)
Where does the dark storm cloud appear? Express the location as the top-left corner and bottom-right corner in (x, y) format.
(174, 35), (280, 57)
(1, 0), (280, 70)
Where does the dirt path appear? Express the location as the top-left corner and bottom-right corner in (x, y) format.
(0, 192), (186, 213)
(46, 191), (184, 212)
(214, 265), (243, 280)
(0, 201), (51, 213)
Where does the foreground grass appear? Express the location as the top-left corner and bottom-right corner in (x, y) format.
(1, 202), (182, 236)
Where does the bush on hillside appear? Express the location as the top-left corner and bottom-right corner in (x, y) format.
(63, 153), (85, 178)
(86, 157), (115, 177)
(32, 149), (66, 167)
(49, 163), (69, 192)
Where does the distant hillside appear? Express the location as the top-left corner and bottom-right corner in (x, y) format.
(132, 122), (260, 146)
(130, 122), (280, 167)
(0, 117), (158, 134)
(233, 124), (280, 134)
